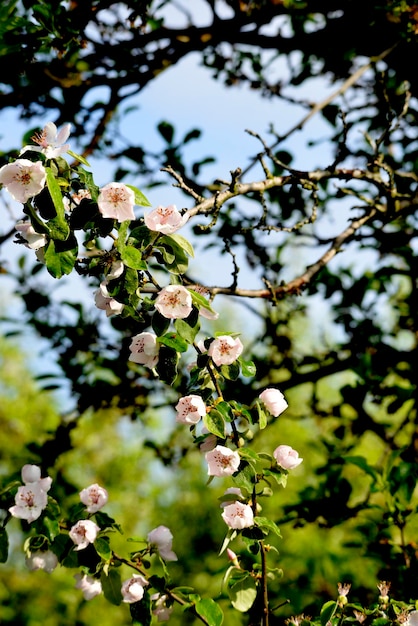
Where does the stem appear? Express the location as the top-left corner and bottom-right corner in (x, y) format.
(260, 542), (270, 626)
(112, 552), (212, 626)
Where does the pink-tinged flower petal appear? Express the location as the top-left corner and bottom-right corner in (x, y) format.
(0, 159), (46, 203)
(9, 483), (48, 523)
(94, 281), (124, 317)
(259, 388), (288, 417)
(20, 122), (71, 158)
(273, 445), (303, 470)
(79, 483), (108, 513)
(175, 395), (206, 425)
(221, 502), (254, 529)
(26, 550), (58, 573)
(97, 182), (136, 222)
(75, 573), (103, 600)
(208, 336), (243, 366)
(220, 487), (243, 507)
(121, 575), (149, 603)
(69, 519), (100, 551)
(129, 332), (159, 368)
(21, 464), (42, 484)
(20, 464), (52, 491)
(15, 221), (47, 250)
(152, 594), (173, 622)
(144, 204), (187, 234)
(205, 445), (240, 477)
(155, 285), (193, 319)
(147, 526), (178, 561)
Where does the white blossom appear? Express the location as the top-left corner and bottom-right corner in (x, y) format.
(0, 159), (46, 203)
(97, 182), (135, 222)
(9, 483), (48, 523)
(273, 445), (303, 470)
(69, 519), (100, 551)
(21, 122), (71, 158)
(259, 388), (288, 417)
(129, 331), (159, 368)
(208, 336), (243, 366)
(25, 550), (58, 573)
(15, 221), (47, 250)
(147, 525), (178, 561)
(121, 574), (149, 603)
(144, 204), (187, 234)
(74, 573), (103, 600)
(79, 483), (108, 513)
(205, 445), (240, 477)
(155, 285), (193, 319)
(175, 395), (206, 425)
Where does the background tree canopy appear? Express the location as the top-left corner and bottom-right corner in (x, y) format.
(0, 1), (418, 625)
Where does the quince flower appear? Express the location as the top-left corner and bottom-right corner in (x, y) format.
(222, 501), (254, 529)
(26, 550), (58, 573)
(21, 464), (52, 492)
(129, 331), (159, 368)
(79, 483), (108, 513)
(15, 221), (47, 250)
(97, 182), (136, 222)
(259, 388), (288, 417)
(273, 445), (303, 470)
(0, 159), (46, 203)
(208, 335), (243, 366)
(147, 525), (178, 561)
(152, 594), (173, 622)
(206, 445), (240, 477)
(121, 574), (149, 603)
(175, 394), (206, 425)
(155, 285), (193, 319)
(9, 483), (48, 523)
(69, 519), (100, 551)
(144, 204), (188, 234)
(407, 611), (418, 626)
(107, 259), (124, 280)
(94, 281), (124, 317)
(75, 573), (103, 600)
(21, 121), (71, 158)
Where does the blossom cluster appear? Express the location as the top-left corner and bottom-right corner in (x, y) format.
(8, 466), (177, 618)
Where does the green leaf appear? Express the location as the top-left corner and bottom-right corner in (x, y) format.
(157, 236), (190, 274)
(155, 345), (179, 385)
(320, 601), (338, 626)
(239, 358), (256, 378)
(45, 167), (69, 240)
(152, 311), (171, 337)
(121, 245), (147, 270)
(158, 333), (188, 353)
(227, 571), (258, 612)
(44, 236), (78, 278)
(125, 184), (151, 207)
(254, 516), (282, 539)
(48, 215), (70, 241)
(256, 402), (268, 430)
(204, 409), (226, 438)
(67, 149), (91, 167)
(174, 310), (200, 344)
(220, 362), (240, 381)
(0, 528), (8, 563)
(41, 516), (60, 542)
(157, 121), (174, 144)
(343, 456), (379, 481)
(101, 568), (123, 606)
(195, 598), (224, 626)
(165, 233), (194, 258)
(95, 536), (113, 560)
